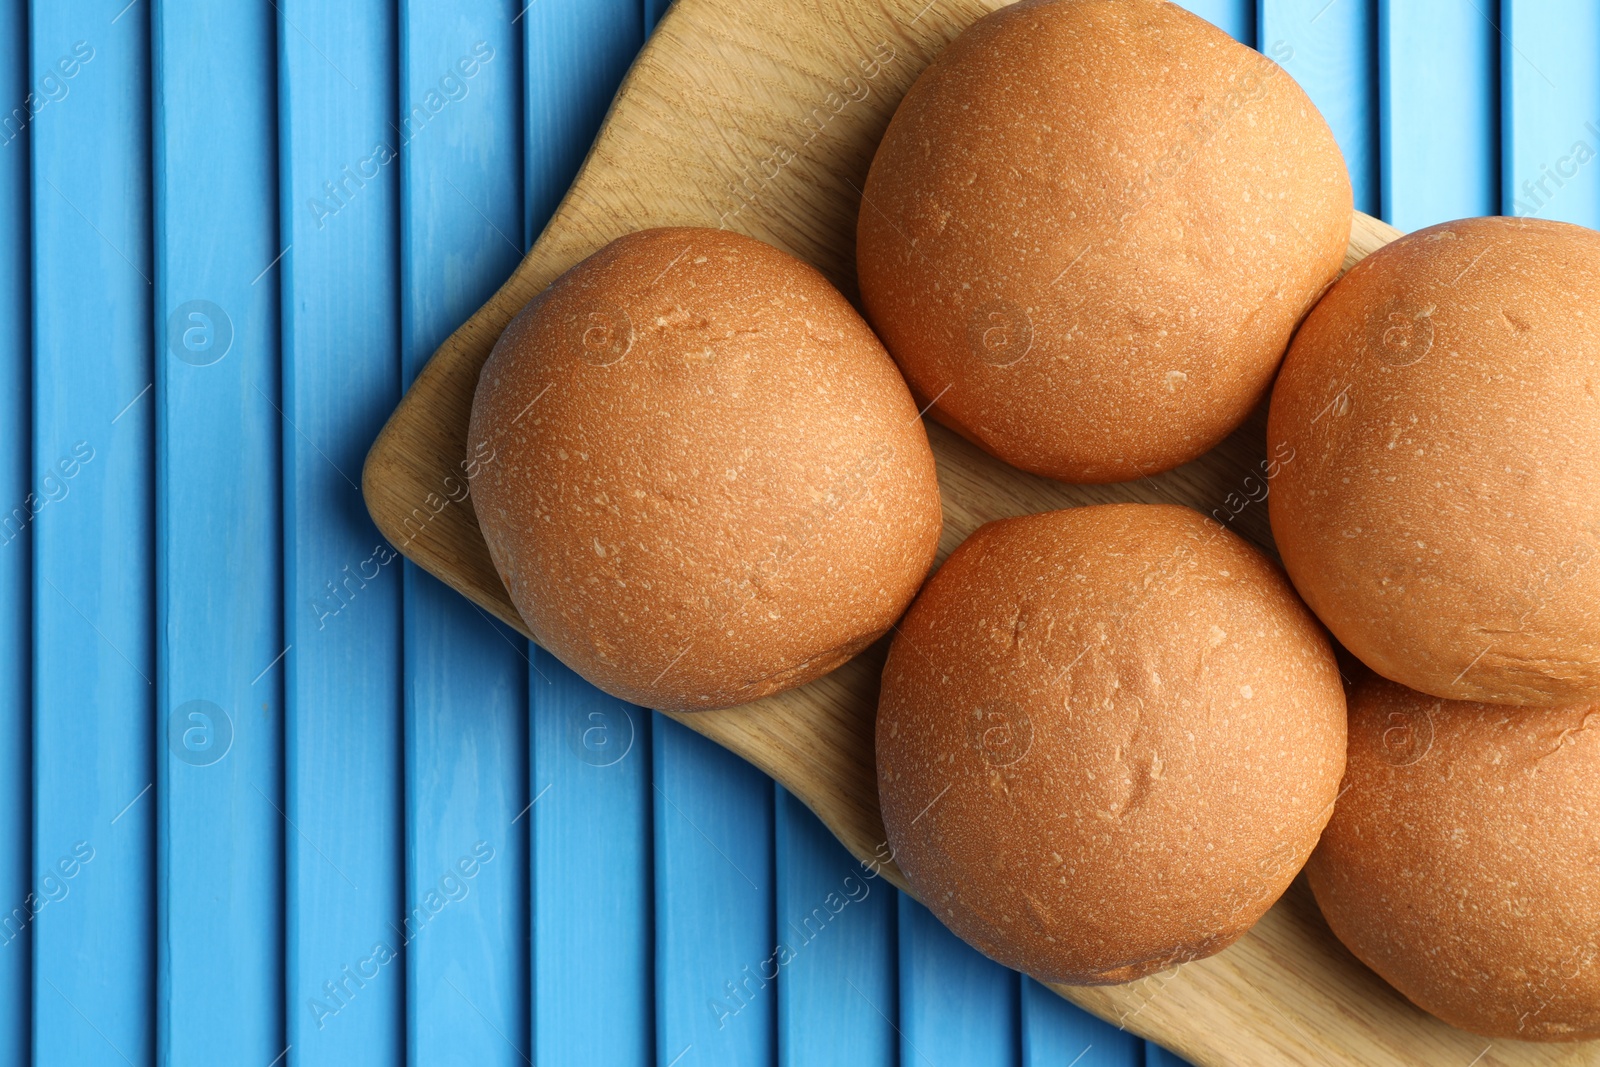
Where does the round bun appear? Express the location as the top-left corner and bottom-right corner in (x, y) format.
(856, 0), (1351, 484)
(877, 504), (1347, 984)
(469, 227), (943, 711)
(1269, 216), (1600, 706)
(1308, 675), (1600, 1040)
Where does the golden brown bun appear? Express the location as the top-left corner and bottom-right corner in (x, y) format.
(877, 504), (1347, 984)
(856, 0), (1351, 484)
(1307, 676), (1600, 1041)
(1268, 216), (1600, 707)
(468, 227), (943, 711)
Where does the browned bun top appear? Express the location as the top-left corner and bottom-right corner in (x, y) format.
(1268, 216), (1600, 707)
(1307, 676), (1600, 1041)
(877, 504), (1347, 984)
(468, 227), (943, 711)
(856, 0), (1351, 484)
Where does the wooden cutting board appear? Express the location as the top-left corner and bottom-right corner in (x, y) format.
(361, 0), (1597, 1063)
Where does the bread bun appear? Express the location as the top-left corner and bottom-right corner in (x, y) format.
(1269, 216), (1600, 706)
(856, 0), (1351, 483)
(876, 504), (1346, 984)
(1307, 675), (1600, 1040)
(468, 227), (942, 711)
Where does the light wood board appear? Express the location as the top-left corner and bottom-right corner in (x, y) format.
(361, 0), (1597, 1062)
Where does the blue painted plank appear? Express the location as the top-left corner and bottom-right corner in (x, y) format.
(530, 650), (653, 1066)
(1378, 0), (1498, 230)
(0, 0), (28, 1061)
(278, 1), (404, 1061)
(522, 0), (643, 246)
(29, 3), (154, 1063)
(1147, 1045), (1196, 1067)
(1259, 0), (1379, 215)
(1503, 0), (1600, 226)
(898, 895), (1019, 1067)
(399, 3), (529, 1063)
(654, 715), (775, 1067)
(644, 0), (669, 35)
(151, 1), (284, 1060)
(1021, 978), (1146, 1067)
(401, 583), (528, 1066)
(1177, 0), (1255, 45)
(774, 786), (895, 1067)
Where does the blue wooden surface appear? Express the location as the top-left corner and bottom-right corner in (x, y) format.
(0, 2), (28, 1063)
(653, 717), (776, 1066)
(30, 3), (155, 1064)
(1022, 977), (1147, 1067)
(530, 650), (653, 1064)
(900, 896), (1021, 1067)
(153, 2), (284, 1061)
(775, 785), (896, 1067)
(1503, 0), (1600, 227)
(278, 1), (405, 1062)
(0, 1), (1577, 1065)
(1378, 0), (1498, 230)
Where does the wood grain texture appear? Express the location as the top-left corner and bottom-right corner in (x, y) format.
(154, 2), (285, 1057)
(30, 3), (156, 1062)
(362, 0), (1597, 1062)
(279, 1), (405, 1059)
(0, 2), (28, 1061)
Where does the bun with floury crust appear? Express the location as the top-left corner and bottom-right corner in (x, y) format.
(876, 503), (1347, 984)
(1308, 675), (1600, 1041)
(856, 0), (1351, 484)
(1268, 216), (1600, 706)
(468, 227), (943, 712)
